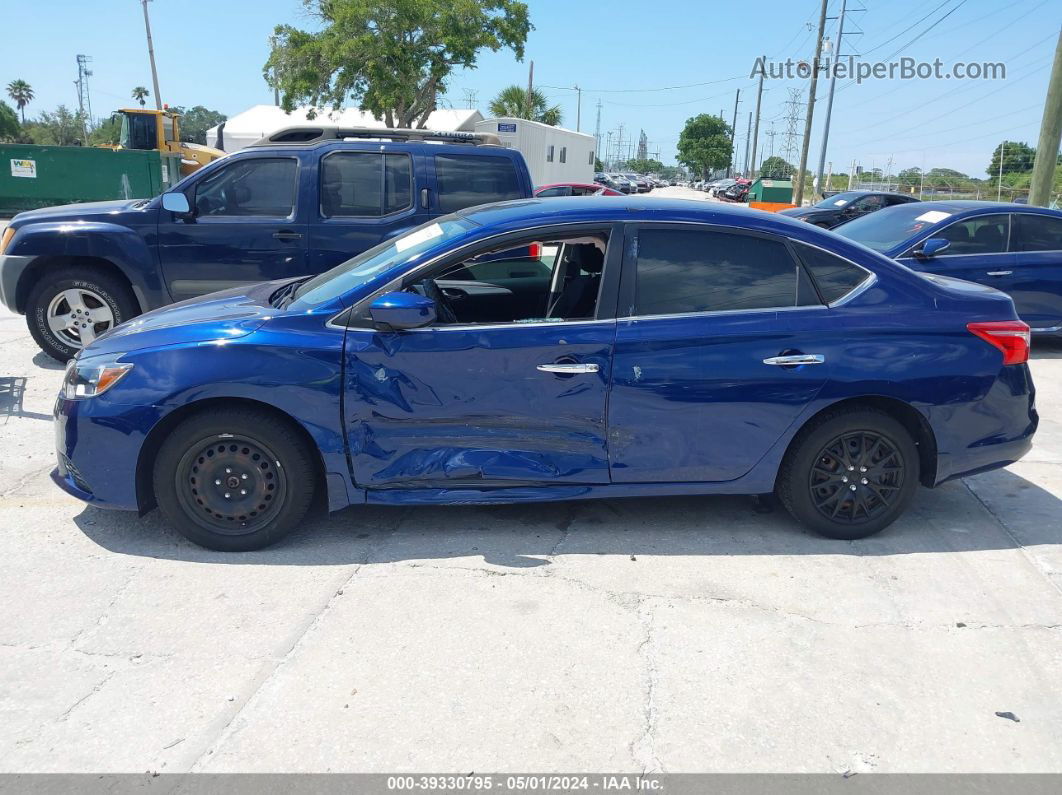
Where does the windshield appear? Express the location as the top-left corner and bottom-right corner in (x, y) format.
(833, 204), (955, 253)
(814, 191), (868, 208)
(291, 217), (476, 307)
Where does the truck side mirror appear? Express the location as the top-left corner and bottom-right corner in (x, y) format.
(162, 192), (192, 217)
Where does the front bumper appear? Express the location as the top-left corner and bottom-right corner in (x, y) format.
(0, 254), (34, 313)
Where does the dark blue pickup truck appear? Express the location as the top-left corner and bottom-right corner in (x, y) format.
(0, 127), (532, 360)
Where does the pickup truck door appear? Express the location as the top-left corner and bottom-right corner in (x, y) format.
(157, 154), (309, 301)
(306, 149), (431, 274)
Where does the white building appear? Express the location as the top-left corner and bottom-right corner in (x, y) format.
(475, 117), (595, 187)
(207, 106), (485, 152)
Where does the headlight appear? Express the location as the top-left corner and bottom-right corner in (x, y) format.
(62, 356), (134, 399)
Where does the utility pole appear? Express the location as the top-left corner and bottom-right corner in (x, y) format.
(1029, 28), (1062, 207)
(848, 158), (856, 189)
(793, 0), (829, 205)
(525, 60), (534, 118)
(743, 111), (752, 176)
(750, 64), (764, 179)
(606, 130), (613, 169)
(765, 123), (778, 161)
(594, 100), (602, 160)
(141, 0), (163, 109)
(815, 0), (848, 200)
(574, 84), (582, 132)
(728, 89), (741, 177)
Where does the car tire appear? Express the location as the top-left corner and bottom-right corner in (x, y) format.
(777, 407), (919, 540)
(153, 407), (317, 552)
(26, 267), (139, 362)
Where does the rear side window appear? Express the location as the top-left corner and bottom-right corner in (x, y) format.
(936, 214), (1009, 254)
(1014, 214), (1062, 252)
(436, 154), (523, 213)
(795, 243), (871, 303)
(320, 152), (412, 218)
(633, 229), (817, 316)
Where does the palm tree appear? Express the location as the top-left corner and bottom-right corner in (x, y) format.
(6, 79), (33, 123)
(488, 85), (562, 126)
(131, 86), (150, 108)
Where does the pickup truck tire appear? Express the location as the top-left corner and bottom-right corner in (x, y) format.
(26, 268), (139, 362)
(153, 407), (317, 551)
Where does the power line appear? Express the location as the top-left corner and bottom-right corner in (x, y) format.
(861, 0), (953, 55)
(879, 0), (969, 61)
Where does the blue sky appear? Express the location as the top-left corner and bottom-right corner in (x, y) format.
(2, 0), (1058, 177)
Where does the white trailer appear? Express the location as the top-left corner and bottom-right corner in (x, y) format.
(475, 117), (595, 187)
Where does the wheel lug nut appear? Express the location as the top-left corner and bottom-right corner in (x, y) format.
(849, 484), (857, 491)
(240, 489), (247, 495)
(848, 466), (854, 471)
(225, 468), (232, 474)
(841, 476), (848, 483)
(241, 473), (248, 480)
(215, 479), (221, 485)
(860, 466), (867, 473)
(224, 493), (231, 499)
(861, 478), (868, 485)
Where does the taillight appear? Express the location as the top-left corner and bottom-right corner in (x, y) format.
(967, 320), (1031, 365)
(527, 242), (542, 259)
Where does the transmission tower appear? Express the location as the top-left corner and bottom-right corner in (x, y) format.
(594, 100), (602, 160)
(461, 88), (478, 110)
(781, 88), (804, 176)
(75, 54), (94, 141)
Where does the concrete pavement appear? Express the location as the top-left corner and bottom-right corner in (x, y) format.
(1, 191), (1062, 773)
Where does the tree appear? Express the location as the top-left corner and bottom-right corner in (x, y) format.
(0, 101), (20, 142)
(676, 114), (732, 179)
(488, 85), (561, 125)
(23, 105), (85, 146)
(170, 105), (227, 144)
(987, 141), (1035, 177)
(759, 155), (793, 178)
(88, 114), (122, 146)
(131, 86), (150, 108)
(621, 157), (664, 174)
(266, 0), (531, 129)
(594, 157), (604, 172)
(6, 79), (33, 123)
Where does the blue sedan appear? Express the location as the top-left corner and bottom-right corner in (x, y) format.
(834, 201), (1062, 333)
(53, 198), (1037, 551)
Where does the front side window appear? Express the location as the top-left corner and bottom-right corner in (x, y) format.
(435, 154), (523, 213)
(320, 152), (412, 218)
(194, 158), (297, 218)
(1014, 213), (1062, 252)
(936, 214), (1009, 255)
(633, 228), (817, 316)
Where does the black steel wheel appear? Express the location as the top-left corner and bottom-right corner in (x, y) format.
(154, 408), (316, 551)
(778, 408), (919, 540)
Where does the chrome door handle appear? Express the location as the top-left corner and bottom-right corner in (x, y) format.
(986, 270), (1012, 276)
(763, 354), (825, 366)
(537, 363), (600, 374)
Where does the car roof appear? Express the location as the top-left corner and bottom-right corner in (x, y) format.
(536, 183), (600, 190)
(891, 199), (1061, 216)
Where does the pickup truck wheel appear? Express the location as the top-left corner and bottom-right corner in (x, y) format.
(153, 408), (317, 552)
(26, 268), (139, 362)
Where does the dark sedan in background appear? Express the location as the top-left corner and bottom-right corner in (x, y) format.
(835, 200), (1062, 333)
(782, 191), (920, 228)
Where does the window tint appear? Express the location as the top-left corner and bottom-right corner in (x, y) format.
(1014, 213), (1062, 252)
(536, 186), (569, 197)
(320, 152), (411, 218)
(195, 158), (297, 218)
(796, 243), (870, 303)
(435, 154), (523, 213)
(634, 229), (814, 316)
(935, 214), (1009, 254)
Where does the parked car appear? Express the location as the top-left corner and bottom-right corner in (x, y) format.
(621, 173), (651, 193)
(834, 200), (1062, 333)
(708, 178), (737, 197)
(606, 173), (636, 194)
(781, 190), (919, 229)
(0, 127), (534, 361)
(52, 197), (1035, 551)
(721, 179), (752, 202)
(534, 183), (624, 197)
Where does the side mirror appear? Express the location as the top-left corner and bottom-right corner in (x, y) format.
(369, 291), (436, 331)
(916, 238), (950, 258)
(161, 192), (191, 216)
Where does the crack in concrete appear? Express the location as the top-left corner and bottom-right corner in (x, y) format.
(963, 479), (1062, 599)
(0, 464), (54, 499)
(184, 508), (410, 772)
(57, 670), (116, 723)
(630, 598), (663, 774)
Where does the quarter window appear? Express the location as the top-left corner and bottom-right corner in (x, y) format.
(633, 229), (817, 316)
(320, 152), (412, 218)
(934, 214), (1010, 255)
(795, 243), (870, 303)
(194, 158), (297, 218)
(435, 154), (524, 213)
(1014, 214), (1062, 252)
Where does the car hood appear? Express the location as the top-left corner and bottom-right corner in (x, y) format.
(82, 281), (281, 358)
(12, 199), (149, 225)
